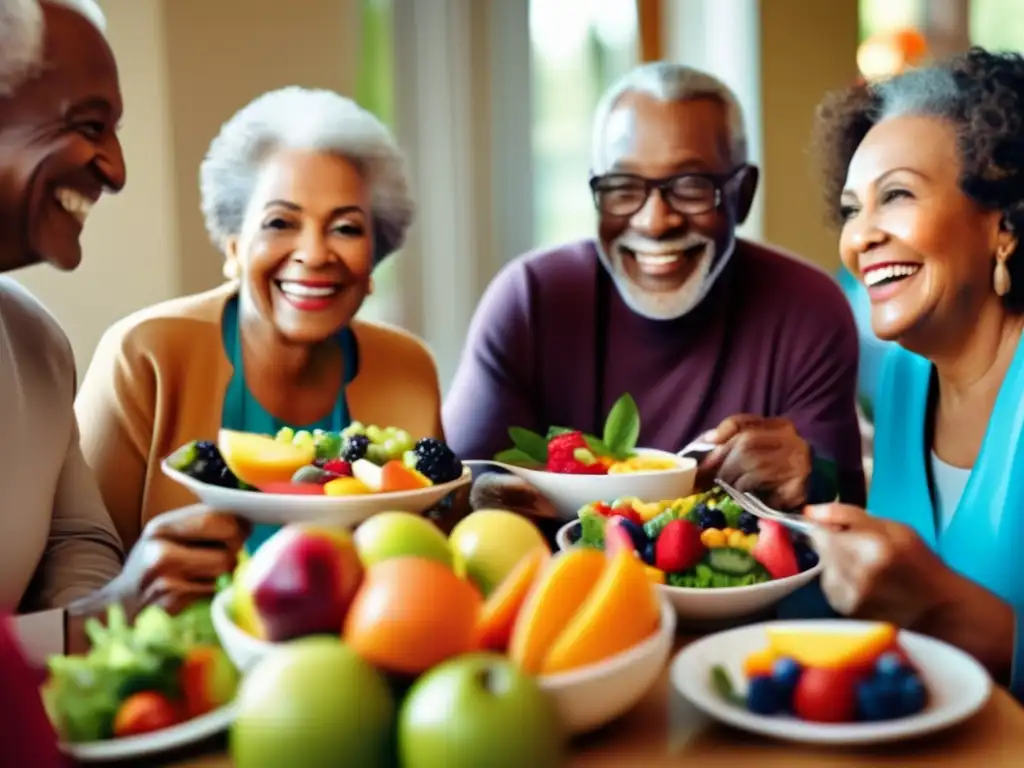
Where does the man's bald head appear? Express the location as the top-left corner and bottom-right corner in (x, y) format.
(0, 0), (106, 97)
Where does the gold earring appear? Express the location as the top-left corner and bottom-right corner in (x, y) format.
(223, 258), (240, 281)
(995, 245), (1013, 297)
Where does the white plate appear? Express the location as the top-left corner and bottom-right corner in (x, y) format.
(556, 519), (823, 622)
(60, 703), (235, 762)
(671, 619), (992, 745)
(161, 461), (472, 526)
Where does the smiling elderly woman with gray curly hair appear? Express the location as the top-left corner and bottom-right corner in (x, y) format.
(75, 86), (446, 562)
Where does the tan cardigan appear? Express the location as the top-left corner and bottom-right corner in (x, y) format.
(75, 282), (444, 550)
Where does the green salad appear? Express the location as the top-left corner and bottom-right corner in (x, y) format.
(43, 600), (222, 744)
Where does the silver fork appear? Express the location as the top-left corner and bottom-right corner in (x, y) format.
(714, 477), (819, 537)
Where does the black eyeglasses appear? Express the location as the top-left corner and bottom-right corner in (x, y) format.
(588, 166), (746, 217)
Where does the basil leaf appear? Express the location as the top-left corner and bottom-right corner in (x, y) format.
(508, 427), (548, 463)
(583, 435), (612, 457)
(545, 426), (575, 439)
(602, 393), (640, 459)
(495, 448), (544, 468)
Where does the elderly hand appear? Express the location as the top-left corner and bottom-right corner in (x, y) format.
(696, 414), (812, 509)
(469, 473), (558, 520)
(117, 506), (250, 615)
(805, 503), (954, 627)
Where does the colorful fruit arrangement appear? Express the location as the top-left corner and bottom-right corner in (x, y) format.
(224, 509), (663, 767)
(166, 422), (464, 496)
(495, 393), (678, 475)
(712, 624), (930, 724)
(43, 602), (238, 743)
(573, 488), (819, 588)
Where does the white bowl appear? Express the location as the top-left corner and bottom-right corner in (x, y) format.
(556, 520), (823, 622)
(671, 619), (992, 745)
(538, 595), (675, 735)
(471, 448), (696, 521)
(162, 461), (471, 527)
(211, 587), (280, 674)
(213, 586), (675, 736)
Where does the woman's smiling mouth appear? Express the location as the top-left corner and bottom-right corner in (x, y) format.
(275, 280), (342, 311)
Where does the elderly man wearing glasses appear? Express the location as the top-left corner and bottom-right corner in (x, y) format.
(445, 62), (866, 527)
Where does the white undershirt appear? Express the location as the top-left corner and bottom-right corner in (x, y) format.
(930, 452), (972, 532)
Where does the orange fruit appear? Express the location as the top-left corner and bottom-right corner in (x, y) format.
(218, 429), (314, 487)
(380, 461), (432, 492)
(476, 546), (549, 653)
(343, 557), (482, 676)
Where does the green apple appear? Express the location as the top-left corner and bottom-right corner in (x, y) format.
(354, 511), (452, 567)
(398, 652), (565, 768)
(231, 637), (395, 768)
(449, 509), (548, 596)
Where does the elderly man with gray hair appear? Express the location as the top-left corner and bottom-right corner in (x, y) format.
(446, 62), (866, 534)
(0, 0), (259, 670)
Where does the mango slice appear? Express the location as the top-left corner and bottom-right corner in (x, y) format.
(508, 549), (606, 674)
(766, 623), (898, 670)
(218, 429), (315, 487)
(476, 546), (550, 653)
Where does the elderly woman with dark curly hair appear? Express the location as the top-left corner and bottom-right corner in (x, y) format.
(800, 48), (1024, 696)
(73, 87), (442, 587)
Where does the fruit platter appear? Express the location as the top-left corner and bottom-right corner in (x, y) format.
(466, 393), (697, 519)
(671, 620), (992, 745)
(43, 601), (239, 762)
(555, 488), (823, 621)
(161, 423), (471, 525)
(209, 508), (674, 764)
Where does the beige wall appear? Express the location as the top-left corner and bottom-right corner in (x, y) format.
(759, 0), (860, 271)
(13, 0), (359, 371)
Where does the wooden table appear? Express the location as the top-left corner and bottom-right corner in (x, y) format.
(119, 635), (1024, 768)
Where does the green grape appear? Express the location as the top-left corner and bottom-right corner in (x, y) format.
(403, 450), (419, 470)
(293, 430), (314, 448)
(343, 421), (365, 438)
(366, 425), (384, 445)
(383, 438), (402, 460)
(395, 429), (414, 453)
(366, 444), (389, 466)
(276, 426), (295, 444)
(314, 431), (343, 461)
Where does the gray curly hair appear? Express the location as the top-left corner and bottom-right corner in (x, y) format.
(199, 86), (415, 269)
(0, 0), (106, 97)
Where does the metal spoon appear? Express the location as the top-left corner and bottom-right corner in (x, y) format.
(714, 477), (819, 537)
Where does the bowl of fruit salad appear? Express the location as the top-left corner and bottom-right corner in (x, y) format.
(555, 489), (822, 621)
(474, 394), (697, 520)
(161, 422), (471, 526)
(671, 620), (992, 745)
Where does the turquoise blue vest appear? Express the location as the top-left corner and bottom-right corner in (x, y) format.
(220, 295), (358, 552)
(783, 335), (1024, 699)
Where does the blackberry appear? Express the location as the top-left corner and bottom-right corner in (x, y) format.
(696, 504), (726, 530)
(189, 441), (239, 488)
(413, 438), (463, 484)
(341, 434), (371, 462)
(737, 511), (760, 534)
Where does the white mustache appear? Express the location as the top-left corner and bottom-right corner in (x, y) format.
(615, 232), (711, 254)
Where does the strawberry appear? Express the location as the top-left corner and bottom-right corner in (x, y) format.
(655, 519), (704, 573)
(546, 431), (607, 475)
(611, 506), (643, 526)
(592, 502), (614, 517)
(751, 520), (800, 579)
(321, 459), (352, 477)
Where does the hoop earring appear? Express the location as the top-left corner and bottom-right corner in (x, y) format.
(995, 246), (1013, 298)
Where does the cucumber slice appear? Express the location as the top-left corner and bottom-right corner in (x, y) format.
(706, 547), (758, 576)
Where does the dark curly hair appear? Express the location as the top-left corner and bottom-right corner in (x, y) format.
(812, 47), (1024, 312)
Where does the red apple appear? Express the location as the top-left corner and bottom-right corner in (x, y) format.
(242, 524), (364, 642)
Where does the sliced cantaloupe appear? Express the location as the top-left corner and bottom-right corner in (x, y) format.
(507, 548), (606, 674)
(540, 549), (661, 675)
(476, 546), (550, 653)
(218, 429), (315, 487)
(766, 623), (898, 670)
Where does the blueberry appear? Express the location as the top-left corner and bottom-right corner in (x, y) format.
(899, 672), (927, 716)
(696, 505), (727, 530)
(746, 675), (783, 715)
(737, 511), (760, 534)
(875, 651), (907, 678)
(642, 540), (656, 565)
(856, 677), (903, 722)
(793, 540), (820, 572)
(771, 657), (802, 694)
(620, 518), (651, 551)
